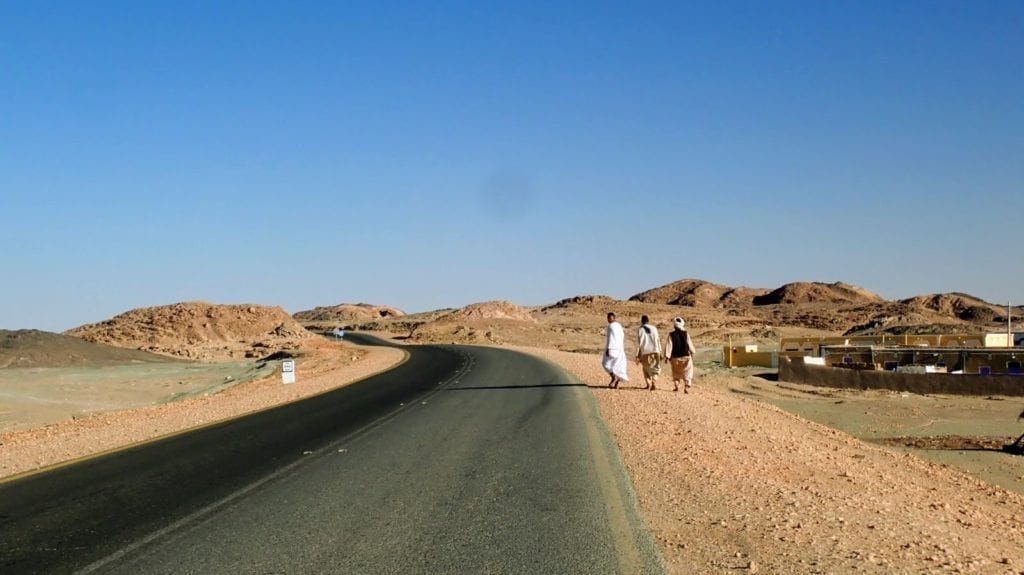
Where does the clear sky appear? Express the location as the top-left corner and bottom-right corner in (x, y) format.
(2, 1), (1022, 332)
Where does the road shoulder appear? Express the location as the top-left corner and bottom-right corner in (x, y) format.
(516, 345), (1024, 574)
(0, 341), (406, 481)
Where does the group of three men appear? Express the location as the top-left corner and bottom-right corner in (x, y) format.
(603, 312), (695, 392)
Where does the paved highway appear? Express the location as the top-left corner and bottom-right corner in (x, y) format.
(0, 336), (663, 574)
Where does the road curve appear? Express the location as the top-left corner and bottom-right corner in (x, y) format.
(0, 337), (663, 574)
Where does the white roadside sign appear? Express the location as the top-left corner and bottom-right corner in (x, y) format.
(282, 360), (296, 384)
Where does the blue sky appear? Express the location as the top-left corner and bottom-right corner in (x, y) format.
(2, 1), (1022, 331)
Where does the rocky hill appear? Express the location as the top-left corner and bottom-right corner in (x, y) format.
(297, 279), (1019, 350)
(433, 301), (537, 323)
(66, 302), (315, 360)
(752, 282), (884, 306)
(293, 303), (405, 326)
(630, 279), (768, 307)
(1, 330), (179, 369)
(292, 300), (403, 323)
(409, 301), (538, 345)
(900, 293), (1009, 323)
(542, 295), (618, 311)
(629, 279), (884, 308)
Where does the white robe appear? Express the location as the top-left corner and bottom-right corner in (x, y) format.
(603, 321), (629, 380)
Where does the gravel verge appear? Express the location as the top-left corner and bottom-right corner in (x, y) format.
(0, 341), (405, 480)
(516, 346), (1024, 574)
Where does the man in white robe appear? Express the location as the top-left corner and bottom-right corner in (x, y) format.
(603, 312), (629, 388)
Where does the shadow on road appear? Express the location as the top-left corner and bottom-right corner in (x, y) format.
(447, 383), (589, 391)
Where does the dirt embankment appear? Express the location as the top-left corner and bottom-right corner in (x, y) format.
(0, 338), (405, 480)
(66, 302), (315, 361)
(0, 330), (178, 369)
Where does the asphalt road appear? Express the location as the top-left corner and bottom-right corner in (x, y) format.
(0, 336), (663, 574)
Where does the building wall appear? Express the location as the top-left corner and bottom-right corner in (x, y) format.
(723, 346), (777, 368)
(779, 357), (1024, 396)
(819, 346), (1023, 375)
(779, 334), (990, 356)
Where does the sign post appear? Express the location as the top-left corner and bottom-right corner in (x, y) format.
(282, 360), (296, 384)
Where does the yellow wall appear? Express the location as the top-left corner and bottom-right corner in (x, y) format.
(724, 345), (778, 368)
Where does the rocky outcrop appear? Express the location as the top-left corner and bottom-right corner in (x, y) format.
(753, 282), (884, 306)
(66, 302), (315, 360)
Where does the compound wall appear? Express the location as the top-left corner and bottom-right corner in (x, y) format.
(778, 356), (1024, 396)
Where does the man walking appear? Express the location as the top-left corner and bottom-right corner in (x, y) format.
(603, 312), (629, 388)
(665, 317), (696, 392)
(636, 315), (661, 390)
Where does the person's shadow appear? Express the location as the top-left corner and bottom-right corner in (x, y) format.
(446, 383), (588, 391)
(587, 382), (656, 390)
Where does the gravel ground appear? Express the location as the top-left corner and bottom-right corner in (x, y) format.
(0, 341), (406, 480)
(4, 341), (1024, 573)
(518, 346), (1024, 574)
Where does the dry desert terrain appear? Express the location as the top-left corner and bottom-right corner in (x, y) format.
(3, 282), (1024, 573)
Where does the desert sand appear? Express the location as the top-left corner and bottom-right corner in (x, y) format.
(523, 347), (1024, 574)
(3, 282), (1024, 573)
